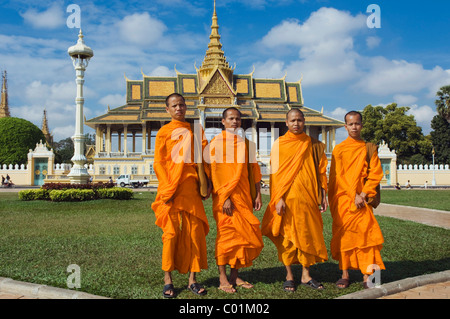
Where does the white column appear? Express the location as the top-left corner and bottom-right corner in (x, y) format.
(331, 128), (336, 151)
(123, 125), (128, 156)
(95, 126), (102, 155)
(68, 59), (89, 183)
(270, 122), (275, 147)
(106, 125), (111, 154)
(142, 122), (147, 154)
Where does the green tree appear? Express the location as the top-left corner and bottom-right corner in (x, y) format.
(361, 104), (384, 144)
(53, 133), (96, 164)
(361, 103), (431, 163)
(430, 114), (450, 163)
(0, 117), (46, 165)
(435, 85), (450, 123)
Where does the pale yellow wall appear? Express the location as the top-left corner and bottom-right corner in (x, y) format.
(0, 169), (30, 185)
(397, 170), (450, 187)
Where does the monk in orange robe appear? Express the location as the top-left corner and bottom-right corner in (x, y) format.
(208, 107), (263, 293)
(151, 93), (211, 298)
(262, 109), (328, 291)
(328, 111), (385, 289)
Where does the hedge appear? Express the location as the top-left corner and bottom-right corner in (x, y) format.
(18, 187), (134, 202)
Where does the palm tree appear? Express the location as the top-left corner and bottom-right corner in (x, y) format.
(435, 85), (450, 123)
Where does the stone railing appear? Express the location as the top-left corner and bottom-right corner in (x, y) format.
(398, 164), (449, 171)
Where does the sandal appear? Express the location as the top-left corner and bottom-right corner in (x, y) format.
(219, 284), (236, 294)
(301, 279), (324, 290)
(283, 280), (296, 292)
(336, 278), (350, 289)
(236, 281), (253, 289)
(188, 283), (207, 296)
(162, 283), (175, 298)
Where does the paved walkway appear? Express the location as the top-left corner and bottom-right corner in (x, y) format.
(0, 192), (448, 299)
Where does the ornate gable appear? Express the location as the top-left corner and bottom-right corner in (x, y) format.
(202, 70), (234, 96)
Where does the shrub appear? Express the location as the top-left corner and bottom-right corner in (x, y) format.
(49, 189), (96, 202)
(18, 189), (49, 201)
(97, 187), (134, 200)
(18, 190), (36, 201)
(19, 186), (133, 201)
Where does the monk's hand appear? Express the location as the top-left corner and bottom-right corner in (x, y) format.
(320, 198), (328, 213)
(275, 198), (286, 216)
(254, 193), (262, 211)
(223, 198), (234, 216)
(354, 193), (366, 209)
(319, 188), (328, 213)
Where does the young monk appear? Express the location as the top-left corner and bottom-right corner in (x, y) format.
(262, 108), (328, 292)
(151, 93), (211, 298)
(208, 107), (263, 293)
(328, 111), (385, 289)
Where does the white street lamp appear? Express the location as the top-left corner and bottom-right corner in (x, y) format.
(432, 147), (436, 186)
(67, 29), (93, 184)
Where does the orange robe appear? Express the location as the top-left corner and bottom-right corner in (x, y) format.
(328, 137), (385, 275)
(151, 120), (209, 274)
(209, 130), (263, 269)
(261, 131), (328, 267)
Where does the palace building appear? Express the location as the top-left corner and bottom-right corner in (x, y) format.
(85, 2), (344, 184)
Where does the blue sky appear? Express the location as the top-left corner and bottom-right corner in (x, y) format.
(1, 0), (449, 143)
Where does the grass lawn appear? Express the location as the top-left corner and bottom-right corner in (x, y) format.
(0, 189), (448, 299)
(380, 188), (450, 211)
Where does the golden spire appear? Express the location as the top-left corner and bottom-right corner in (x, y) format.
(41, 109), (53, 147)
(0, 70), (10, 118)
(42, 109), (50, 135)
(198, 0), (233, 82)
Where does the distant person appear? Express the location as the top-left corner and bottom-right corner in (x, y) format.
(328, 111), (385, 289)
(405, 180), (411, 189)
(424, 181), (428, 189)
(395, 183), (401, 190)
(1, 175), (4, 185)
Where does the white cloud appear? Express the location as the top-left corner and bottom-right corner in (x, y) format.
(149, 66), (175, 77)
(393, 94), (418, 105)
(254, 59), (286, 79)
(366, 36), (381, 49)
(260, 7), (366, 85)
(355, 57), (450, 96)
(99, 94), (126, 107)
(116, 13), (167, 46)
(328, 107), (349, 122)
(20, 4), (66, 29)
(407, 104), (436, 135)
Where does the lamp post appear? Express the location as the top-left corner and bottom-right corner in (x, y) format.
(432, 147), (436, 186)
(67, 30), (94, 184)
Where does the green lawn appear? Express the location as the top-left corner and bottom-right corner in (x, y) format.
(0, 190), (448, 299)
(380, 189), (450, 211)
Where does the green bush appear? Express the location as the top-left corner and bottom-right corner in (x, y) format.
(97, 187), (134, 200)
(19, 187), (133, 201)
(49, 189), (96, 202)
(18, 189), (49, 201)
(18, 190), (37, 201)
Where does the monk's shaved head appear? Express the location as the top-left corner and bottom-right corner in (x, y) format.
(286, 108), (305, 120)
(344, 111), (362, 123)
